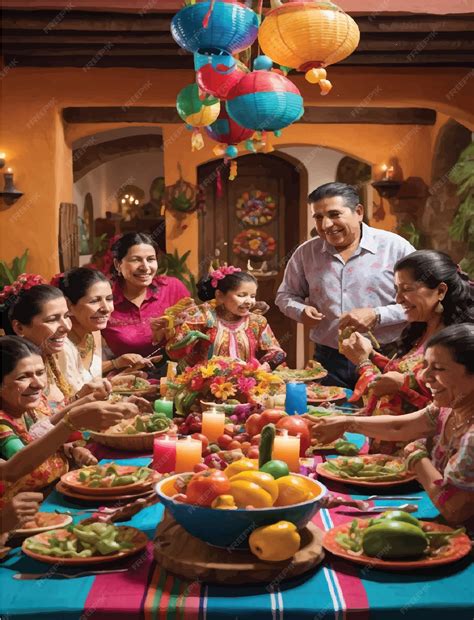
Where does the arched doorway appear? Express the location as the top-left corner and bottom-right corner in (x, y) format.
(198, 153), (301, 366)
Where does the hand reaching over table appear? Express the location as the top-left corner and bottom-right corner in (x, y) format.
(66, 401), (139, 431)
(369, 371), (405, 396)
(1, 491), (43, 534)
(339, 331), (373, 365)
(300, 305), (325, 327)
(339, 307), (377, 333)
(302, 414), (349, 445)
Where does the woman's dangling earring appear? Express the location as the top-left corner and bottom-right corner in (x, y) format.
(435, 300), (444, 314)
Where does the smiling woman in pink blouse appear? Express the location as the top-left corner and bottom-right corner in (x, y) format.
(102, 233), (189, 360)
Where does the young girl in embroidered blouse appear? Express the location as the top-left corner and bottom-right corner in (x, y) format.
(306, 324), (474, 527)
(162, 267), (286, 370)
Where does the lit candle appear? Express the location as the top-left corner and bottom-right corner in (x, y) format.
(272, 430), (300, 472)
(153, 436), (177, 473)
(381, 164), (388, 180)
(6, 167), (13, 174)
(153, 398), (174, 419)
(201, 408), (225, 442)
(285, 382), (307, 415)
(175, 436), (202, 473)
(386, 165), (394, 180)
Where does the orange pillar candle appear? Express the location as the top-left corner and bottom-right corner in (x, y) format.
(201, 408), (225, 443)
(175, 436), (202, 473)
(272, 430), (300, 472)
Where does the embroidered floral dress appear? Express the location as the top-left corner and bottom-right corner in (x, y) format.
(350, 341), (432, 454)
(428, 407), (474, 501)
(0, 402), (68, 492)
(165, 300), (286, 369)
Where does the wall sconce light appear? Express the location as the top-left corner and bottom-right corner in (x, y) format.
(0, 153), (5, 169)
(371, 163), (402, 199)
(0, 167), (24, 206)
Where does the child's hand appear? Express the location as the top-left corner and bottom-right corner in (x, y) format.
(252, 301), (270, 315)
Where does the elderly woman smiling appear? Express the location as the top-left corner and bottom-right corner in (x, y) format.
(306, 323), (474, 526)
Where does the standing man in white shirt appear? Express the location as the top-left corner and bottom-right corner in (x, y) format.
(276, 182), (415, 389)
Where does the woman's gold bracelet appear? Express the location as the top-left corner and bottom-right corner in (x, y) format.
(62, 413), (79, 432)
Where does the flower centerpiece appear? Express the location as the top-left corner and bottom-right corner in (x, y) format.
(172, 356), (285, 415)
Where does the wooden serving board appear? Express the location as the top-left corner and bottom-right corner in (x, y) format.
(154, 511), (324, 585)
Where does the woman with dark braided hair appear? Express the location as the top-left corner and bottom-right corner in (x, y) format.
(340, 250), (473, 454)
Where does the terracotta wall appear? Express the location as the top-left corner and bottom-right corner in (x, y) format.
(1, 66), (472, 277)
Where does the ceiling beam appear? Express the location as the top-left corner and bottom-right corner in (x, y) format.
(63, 106), (436, 125)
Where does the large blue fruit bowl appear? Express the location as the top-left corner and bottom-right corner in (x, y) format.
(155, 473), (327, 549)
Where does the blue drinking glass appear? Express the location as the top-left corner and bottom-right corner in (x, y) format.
(285, 382), (307, 415)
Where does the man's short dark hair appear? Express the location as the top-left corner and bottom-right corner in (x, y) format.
(308, 182), (360, 212)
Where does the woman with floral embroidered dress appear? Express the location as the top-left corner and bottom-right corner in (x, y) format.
(161, 267), (286, 370)
(54, 267), (161, 392)
(0, 276), (110, 411)
(340, 250), (473, 454)
(306, 324), (474, 526)
(0, 336), (132, 491)
(101, 233), (189, 363)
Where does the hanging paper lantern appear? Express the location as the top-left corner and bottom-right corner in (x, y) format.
(253, 55), (273, 71)
(205, 108), (254, 147)
(176, 83), (220, 127)
(195, 51), (248, 100)
(171, 0), (259, 55)
(226, 70), (303, 132)
(205, 108), (254, 180)
(258, 0), (360, 94)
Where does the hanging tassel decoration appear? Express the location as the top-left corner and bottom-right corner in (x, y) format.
(229, 159), (238, 181)
(191, 129), (204, 151)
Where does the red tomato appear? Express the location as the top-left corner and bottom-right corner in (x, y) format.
(185, 470), (231, 506)
(193, 463), (209, 473)
(276, 416), (311, 456)
(217, 434), (234, 449)
(241, 441), (251, 455)
(246, 446), (259, 459)
(191, 433), (209, 452)
(261, 409), (286, 427)
(250, 433), (261, 446)
(245, 413), (262, 437)
(227, 440), (241, 450)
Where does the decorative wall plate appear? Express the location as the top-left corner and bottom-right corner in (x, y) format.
(232, 229), (276, 258)
(236, 190), (276, 226)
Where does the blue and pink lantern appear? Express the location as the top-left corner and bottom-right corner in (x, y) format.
(171, 0), (258, 55)
(226, 70), (304, 132)
(195, 51), (248, 100)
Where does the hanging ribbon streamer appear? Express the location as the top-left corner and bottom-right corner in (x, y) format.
(202, 0), (216, 28)
(216, 166), (223, 198)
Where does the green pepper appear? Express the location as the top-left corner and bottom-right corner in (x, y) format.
(112, 475), (136, 486)
(96, 538), (121, 555)
(334, 439), (359, 456)
(73, 527), (100, 544)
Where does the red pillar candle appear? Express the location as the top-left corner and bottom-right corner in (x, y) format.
(153, 436), (177, 473)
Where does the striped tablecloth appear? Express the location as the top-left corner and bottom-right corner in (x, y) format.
(1, 436), (473, 620)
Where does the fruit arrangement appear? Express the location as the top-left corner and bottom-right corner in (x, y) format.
(24, 523), (141, 559)
(334, 511), (465, 560)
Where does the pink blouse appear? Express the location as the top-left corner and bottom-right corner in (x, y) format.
(102, 276), (189, 357)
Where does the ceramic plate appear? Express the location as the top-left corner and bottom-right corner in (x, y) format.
(61, 465), (153, 496)
(322, 519), (472, 571)
(22, 526), (148, 565)
(316, 455), (417, 488)
(274, 366), (328, 382)
(13, 513), (73, 536)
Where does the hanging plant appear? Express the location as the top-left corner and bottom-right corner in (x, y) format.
(164, 165), (202, 233)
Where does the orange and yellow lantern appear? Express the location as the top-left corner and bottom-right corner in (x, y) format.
(258, 0), (360, 95)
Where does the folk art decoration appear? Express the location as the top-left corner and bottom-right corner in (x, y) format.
(163, 165), (202, 235)
(235, 190), (276, 226)
(171, 0), (359, 176)
(232, 229), (277, 259)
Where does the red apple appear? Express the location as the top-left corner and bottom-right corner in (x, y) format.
(191, 433), (209, 452)
(276, 416), (311, 456)
(246, 446), (259, 459)
(227, 440), (241, 450)
(245, 413), (262, 437)
(250, 433), (261, 446)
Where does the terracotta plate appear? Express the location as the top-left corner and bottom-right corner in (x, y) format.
(274, 367), (328, 382)
(316, 455), (417, 488)
(22, 526), (148, 566)
(323, 519), (472, 571)
(55, 480), (155, 503)
(307, 385), (347, 403)
(61, 465), (153, 496)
